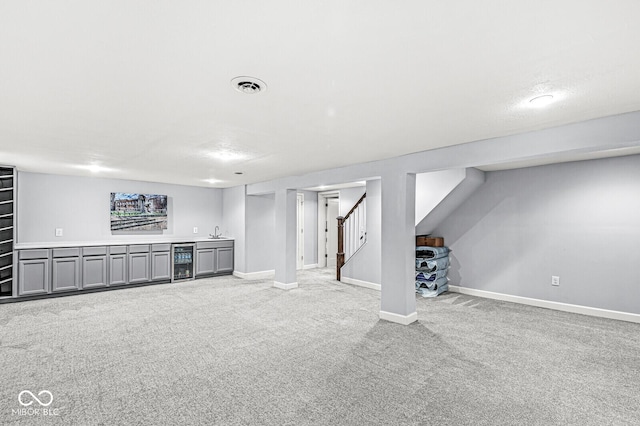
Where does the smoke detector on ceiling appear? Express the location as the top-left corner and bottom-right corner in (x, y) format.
(231, 76), (267, 94)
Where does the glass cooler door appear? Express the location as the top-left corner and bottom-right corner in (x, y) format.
(172, 244), (194, 282)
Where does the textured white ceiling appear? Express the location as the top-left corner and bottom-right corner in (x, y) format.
(1, 1), (640, 187)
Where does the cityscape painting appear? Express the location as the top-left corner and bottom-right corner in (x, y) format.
(110, 193), (168, 231)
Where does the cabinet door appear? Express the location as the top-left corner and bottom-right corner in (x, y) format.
(52, 257), (81, 292)
(18, 258), (49, 295)
(109, 254), (127, 286)
(83, 255), (107, 288)
(195, 249), (215, 276)
(151, 252), (171, 281)
(216, 247), (234, 273)
(128, 253), (150, 283)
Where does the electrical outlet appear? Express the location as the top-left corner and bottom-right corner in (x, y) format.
(193, 227), (198, 234)
(55, 228), (63, 237)
(551, 276), (560, 286)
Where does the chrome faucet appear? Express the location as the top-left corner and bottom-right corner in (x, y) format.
(209, 226), (222, 239)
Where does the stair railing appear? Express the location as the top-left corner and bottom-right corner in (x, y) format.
(336, 193), (366, 280)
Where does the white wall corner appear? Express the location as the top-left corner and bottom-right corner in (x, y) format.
(274, 281), (298, 290)
(448, 285), (640, 324)
(379, 310), (418, 325)
(341, 276), (381, 291)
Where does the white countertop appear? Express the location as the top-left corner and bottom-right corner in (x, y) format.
(15, 237), (234, 250)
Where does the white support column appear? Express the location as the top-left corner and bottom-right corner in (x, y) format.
(380, 171), (417, 325)
(274, 188), (298, 289)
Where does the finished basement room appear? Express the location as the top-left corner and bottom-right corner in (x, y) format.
(1, 1), (640, 424)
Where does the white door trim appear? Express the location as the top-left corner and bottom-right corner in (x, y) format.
(317, 191), (340, 268)
(297, 193), (304, 270)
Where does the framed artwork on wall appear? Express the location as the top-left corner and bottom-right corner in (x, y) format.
(110, 193), (168, 231)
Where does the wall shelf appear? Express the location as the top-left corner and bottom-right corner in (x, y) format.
(0, 166), (14, 297)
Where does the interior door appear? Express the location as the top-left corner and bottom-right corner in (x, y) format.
(326, 198), (339, 268)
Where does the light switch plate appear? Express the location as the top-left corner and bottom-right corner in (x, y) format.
(193, 227), (198, 234)
(55, 228), (63, 237)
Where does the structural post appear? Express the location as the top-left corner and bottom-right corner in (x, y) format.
(336, 216), (344, 280)
(380, 171), (417, 325)
(274, 188), (298, 289)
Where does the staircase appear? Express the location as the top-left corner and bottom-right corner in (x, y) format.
(336, 168), (485, 288)
(336, 193), (366, 280)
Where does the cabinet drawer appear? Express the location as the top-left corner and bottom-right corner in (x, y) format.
(196, 240), (233, 250)
(19, 249), (49, 260)
(109, 246), (127, 255)
(83, 246), (107, 256)
(129, 245), (150, 253)
(151, 243), (171, 252)
(53, 248), (80, 258)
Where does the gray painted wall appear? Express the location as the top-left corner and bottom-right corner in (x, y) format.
(341, 179), (381, 284)
(415, 168), (485, 235)
(18, 172), (222, 244)
(339, 186), (366, 216)
(222, 185), (246, 273)
(433, 154), (640, 314)
(245, 194), (275, 273)
(299, 190), (318, 266)
(415, 169), (465, 226)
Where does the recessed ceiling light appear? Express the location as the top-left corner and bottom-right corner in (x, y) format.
(231, 76), (267, 94)
(529, 94), (555, 107)
(75, 164), (115, 173)
(234, 171), (244, 175)
(209, 150), (247, 162)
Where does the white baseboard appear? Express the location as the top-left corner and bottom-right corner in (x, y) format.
(379, 310), (418, 325)
(274, 281), (298, 290)
(302, 263), (319, 270)
(233, 270), (275, 280)
(341, 276), (381, 291)
(448, 285), (640, 324)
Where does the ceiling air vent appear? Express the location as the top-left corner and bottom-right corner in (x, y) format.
(231, 76), (267, 94)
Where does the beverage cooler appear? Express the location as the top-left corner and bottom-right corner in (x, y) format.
(172, 244), (194, 282)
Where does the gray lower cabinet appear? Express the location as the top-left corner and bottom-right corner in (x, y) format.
(216, 247), (234, 273)
(195, 248), (215, 276)
(16, 240), (234, 299)
(128, 246), (150, 284)
(195, 241), (234, 276)
(83, 256), (107, 288)
(52, 257), (81, 292)
(83, 246), (108, 289)
(151, 251), (171, 281)
(109, 254), (127, 286)
(18, 258), (49, 295)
